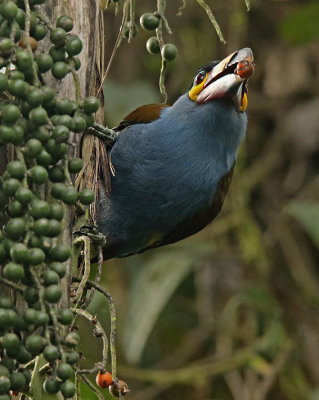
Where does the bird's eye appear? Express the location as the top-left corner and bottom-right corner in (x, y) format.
(194, 71), (206, 85)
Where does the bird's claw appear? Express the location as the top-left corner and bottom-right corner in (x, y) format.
(87, 123), (118, 146)
(73, 225), (107, 247)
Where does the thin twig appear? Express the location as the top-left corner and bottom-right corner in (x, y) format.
(195, 0), (226, 43)
(77, 372), (105, 400)
(72, 277), (117, 379)
(0, 277), (26, 293)
(72, 308), (109, 374)
(97, 0), (129, 96)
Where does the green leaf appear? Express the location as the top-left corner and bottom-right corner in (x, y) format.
(286, 202), (319, 248)
(122, 243), (214, 364)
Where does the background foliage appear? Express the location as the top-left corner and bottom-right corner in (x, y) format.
(81, 0), (319, 399)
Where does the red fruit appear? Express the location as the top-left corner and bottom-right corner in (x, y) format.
(96, 370), (113, 388)
(235, 59), (254, 79)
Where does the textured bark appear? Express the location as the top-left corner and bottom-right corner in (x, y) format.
(0, 0), (104, 308)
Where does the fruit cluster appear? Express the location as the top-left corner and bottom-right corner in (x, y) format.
(140, 12), (177, 61)
(0, 0), (99, 398)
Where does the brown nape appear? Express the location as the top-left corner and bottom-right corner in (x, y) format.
(115, 103), (171, 132)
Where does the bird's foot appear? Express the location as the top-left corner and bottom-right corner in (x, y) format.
(87, 123), (118, 146)
(73, 225), (106, 247)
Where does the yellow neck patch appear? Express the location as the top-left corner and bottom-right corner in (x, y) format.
(240, 92), (248, 112)
(188, 74), (208, 102)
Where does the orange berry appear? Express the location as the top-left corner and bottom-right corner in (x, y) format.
(19, 37), (38, 52)
(96, 370), (113, 388)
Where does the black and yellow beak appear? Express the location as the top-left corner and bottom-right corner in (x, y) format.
(189, 48), (254, 112)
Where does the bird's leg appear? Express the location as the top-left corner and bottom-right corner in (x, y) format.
(87, 123), (118, 146)
(73, 224), (107, 247)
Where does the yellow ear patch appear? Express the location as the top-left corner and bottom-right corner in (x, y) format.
(240, 92), (248, 112)
(188, 74), (208, 102)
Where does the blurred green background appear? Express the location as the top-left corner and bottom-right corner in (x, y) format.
(79, 1), (319, 399)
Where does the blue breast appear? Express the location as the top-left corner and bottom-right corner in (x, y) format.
(98, 94), (247, 256)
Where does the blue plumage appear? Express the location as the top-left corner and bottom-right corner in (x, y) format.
(97, 94), (247, 258)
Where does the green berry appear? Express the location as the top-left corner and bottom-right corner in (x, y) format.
(60, 380), (76, 398)
(0, 376), (10, 395)
(57, 15), (74, 32)
(24, 138), (43, 158)
(68, 158), (83, 173)
(3, 262), (25, 281)
(73, 115), (86, 132)
(83, 96), (100, 114)
(29, 106), (48, 126)
(17, 50), (33, 71)
(43, 345), (60, 362)
(49, 203), (64, 221)
(48, 166), (65, 182)
(58, 309), (74, 325)
(52, 125), (69, 142)
(49, 261), (66, 278)
(0, 73), (8, 91)
(35, 53), (53, 73)
(66, 351), (79, 365)
(47, 219), (62, 237)
(10, 243), (28, 263)
(50, 27), (67, 46)
(140, 13), (160, 30)
(44, 284), (62, 303)
(48, 244), (70, 262)
(32, 23), (47, 41)
(57, 363), (73, 381)
(0, 366), (9, 378)
(65, 36), (82, 56)
(35, 311), (49, 326)
(0, 125), (15, 144)
(42, 85), (56, 104)
(25, 334), (45, 355)
(9, 372), (25, 391)
(51, 183), (65, 199)
(64, 331), (80, 348)
(7, 200), (23, 217)
(146, 36), (160, 54)
(79, 189), (95, 205)
(27, 247), (45, 265)
(15, 8), (26, 29)
(36, 149), (53, 166)
(23, 286), (39, 304)
(2, 104), (20, 124)
(15, 187), (33, 204)
(4, 218), (26, 240)
(161, 43), (177, 61)
(2, 333), (19, 351)
(52, 61), (69, 79)
(43, 270), (60, 286)
(43, 377), (60, 394)
(29, 165), (48, 183)
(49, 45), (66, 62)
(0, 1), (18, 20)
(8, 78), (28, 98)
(6, 161), (26, 179)
(56, 98), (75, 115)
(30, 199), (50, 219)
(3, 178), (20, 195)
(33, 126), (50, 143)
(23, 308), (37, 324)
(0, 37), (13, 54)
(61, 186), (78, 205)
(26, 88), (43, 107)
(33, 218), (50, 236)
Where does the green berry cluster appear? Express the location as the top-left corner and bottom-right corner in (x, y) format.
(139, 12), (177, 61)
(0, 1), (98, 399)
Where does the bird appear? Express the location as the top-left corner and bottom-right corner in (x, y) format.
(94, 48), (254, 260)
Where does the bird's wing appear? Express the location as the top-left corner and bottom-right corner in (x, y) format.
(113, 165), (234, 258)
(140, 165), (234, 252)
(114, 103), (171, 132)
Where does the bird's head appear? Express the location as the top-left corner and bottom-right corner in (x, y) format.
(188, 48), (254, 112)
